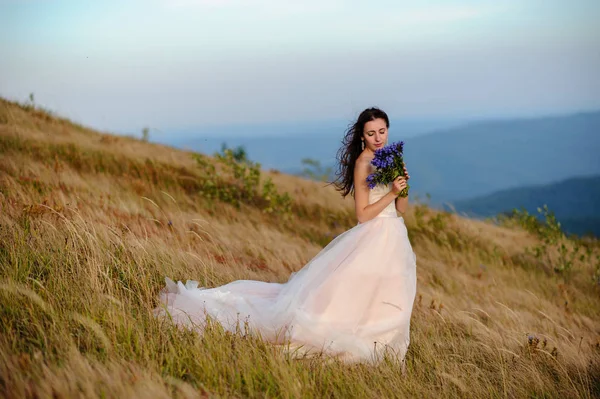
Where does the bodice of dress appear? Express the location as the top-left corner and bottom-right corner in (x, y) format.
(368, 183), (398, 218)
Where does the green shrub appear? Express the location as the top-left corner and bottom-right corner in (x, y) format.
(192, 148), (292, 216)
(508, 205), (587, 277)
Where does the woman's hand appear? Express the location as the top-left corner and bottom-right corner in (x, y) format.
(391, 176), (408, 196)
(403, 164), (410, 180)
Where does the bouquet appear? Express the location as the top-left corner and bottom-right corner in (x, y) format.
(366, 141), (410, 197)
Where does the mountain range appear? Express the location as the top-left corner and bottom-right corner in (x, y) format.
(403, 111), (600, 202)
(449, 175), (600, 237)
(170, 110), (600, 203)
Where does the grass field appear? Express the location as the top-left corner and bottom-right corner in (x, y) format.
(0, 97), (599, 398)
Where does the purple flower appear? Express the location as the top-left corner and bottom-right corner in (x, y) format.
(366, 140), (410, 197)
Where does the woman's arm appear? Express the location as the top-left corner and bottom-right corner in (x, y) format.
(353, 158), (398, 224)
(395, 194), (409, 214)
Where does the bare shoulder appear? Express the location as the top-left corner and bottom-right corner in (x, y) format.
(355, 154), (374, 175)
(354, 155), (372, 191)
(355, 154), (372, 170)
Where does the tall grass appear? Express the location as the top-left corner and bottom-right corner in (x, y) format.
(1, 97), (599, 398)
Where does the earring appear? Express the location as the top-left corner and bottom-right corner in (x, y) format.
(361, 139), (365, 150)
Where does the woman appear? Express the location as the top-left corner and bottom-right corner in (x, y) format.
(154, 107), (417, 364)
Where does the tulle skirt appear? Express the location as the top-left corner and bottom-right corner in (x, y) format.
(153, 215), (417, 363)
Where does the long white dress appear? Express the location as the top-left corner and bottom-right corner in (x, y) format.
(154, 183), (417, 363)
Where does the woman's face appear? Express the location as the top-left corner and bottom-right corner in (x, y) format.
(363, 118), (388, 152)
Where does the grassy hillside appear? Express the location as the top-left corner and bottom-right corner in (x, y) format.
(0, 97), (599, 398)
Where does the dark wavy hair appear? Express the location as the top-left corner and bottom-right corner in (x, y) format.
(333, 107), (390, 197)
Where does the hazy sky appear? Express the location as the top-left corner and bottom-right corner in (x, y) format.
(1, 0), (599, 133)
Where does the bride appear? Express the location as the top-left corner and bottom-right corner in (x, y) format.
(154, 107), (417, 364)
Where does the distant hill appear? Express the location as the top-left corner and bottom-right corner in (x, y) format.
(449, 175), (600, 237)
(167, 117), (465, 171)
(171, 111), (600, 205)
(404, 111), (600, 203)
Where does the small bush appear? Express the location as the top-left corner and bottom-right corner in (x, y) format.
(506, 205), (589, 278)
(300, 158), (333, 182)
(192, 148), (292, 216)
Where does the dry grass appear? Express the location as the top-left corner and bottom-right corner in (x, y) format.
(1, 97), (599, 398)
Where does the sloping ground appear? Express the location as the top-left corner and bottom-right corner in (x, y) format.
(0, 98), (599, 398)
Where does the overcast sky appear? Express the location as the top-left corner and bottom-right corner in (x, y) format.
(1, 0), (599, 134)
